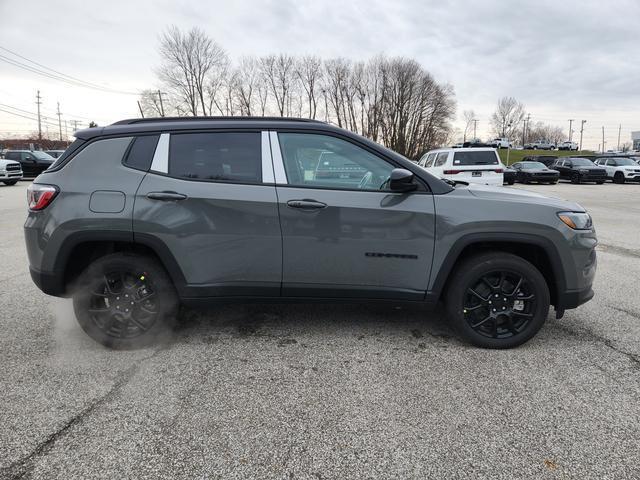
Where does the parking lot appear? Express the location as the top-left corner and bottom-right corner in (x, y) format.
(0, 181), (638, 479)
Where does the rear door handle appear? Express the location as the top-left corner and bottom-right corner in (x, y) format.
(286, 199), (327, 210)
(147, 191), (187, 201)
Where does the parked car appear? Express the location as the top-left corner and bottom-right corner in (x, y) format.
(417, 147), (504, 186)
(594, 157), (640, 183)
(490, 138), (512, 149)
(558, 141), (579, 151)
(503, 167), (516, 185)
(525, 140), (555, 150)
(510, 161), (560, 184)
(553, 157), (607, 184)
(4, 150), (55, 176)
(24, 117), (597, 350)
(45, 149), (66, 158)
(0, 157), (23, 185)
(522, 155), (558, 168)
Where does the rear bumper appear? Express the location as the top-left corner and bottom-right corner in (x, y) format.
(29, 266), (67, 297)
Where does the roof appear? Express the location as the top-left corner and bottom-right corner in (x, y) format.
(74, 116), (330, 140)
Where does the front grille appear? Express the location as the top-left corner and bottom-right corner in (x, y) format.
(6, 164), (21, 172)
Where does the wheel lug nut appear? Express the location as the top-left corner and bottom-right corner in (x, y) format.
(116, 296), (119, 300)
(493, 308), (496, 312)
(489, 301), (492, 304)
(502, 307), (506, 310)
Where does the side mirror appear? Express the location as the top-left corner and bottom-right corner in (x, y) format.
(389, 168), (417, 192)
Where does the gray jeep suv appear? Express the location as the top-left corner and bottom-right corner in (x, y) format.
(24, 117), (597, 349)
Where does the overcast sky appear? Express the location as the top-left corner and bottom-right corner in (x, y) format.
(1, 0), (638, 150)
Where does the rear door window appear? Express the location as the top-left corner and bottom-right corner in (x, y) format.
(452, 151), (498, 166)
(168, 132), (262, 183)
(434, 152), (448, 167)
(425, 153), (436, 167)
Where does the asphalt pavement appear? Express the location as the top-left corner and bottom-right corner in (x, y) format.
(0, 180), (638, 479)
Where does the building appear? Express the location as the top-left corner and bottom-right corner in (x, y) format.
(632, 131), (640, 151)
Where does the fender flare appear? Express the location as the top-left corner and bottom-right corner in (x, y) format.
(428, 232), (568, 301)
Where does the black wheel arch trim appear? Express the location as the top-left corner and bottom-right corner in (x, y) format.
(49, 230), (187, 297)
(428, 232), (568, 305)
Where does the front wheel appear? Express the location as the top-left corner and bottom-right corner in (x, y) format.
(72, 253), (179, 349)
(444, 252), (550, 349)
(2, 180), (18, 186)
(613, 172), (625, 184)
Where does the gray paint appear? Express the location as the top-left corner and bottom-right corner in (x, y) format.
(24, 119), (597, 311)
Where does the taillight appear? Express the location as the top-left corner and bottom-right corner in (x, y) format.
(495, 168), (504, 173)
(27, 184), (58, 211)
(443, 170), (461, 174)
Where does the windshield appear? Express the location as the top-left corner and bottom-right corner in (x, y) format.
(521, 162), (546, 169)
(571, 158), (595, 167)
(32, 151), (55, 160)
(452, 151), (498, 165)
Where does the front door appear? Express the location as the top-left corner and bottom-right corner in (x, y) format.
(272, 132), (436, 300)
(133, 130), (282, 298)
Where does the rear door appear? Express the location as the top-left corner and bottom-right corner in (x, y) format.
(271, 131), (435, 299)
(133, 130), (282, 298)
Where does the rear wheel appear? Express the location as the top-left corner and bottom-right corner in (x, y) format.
(613, 172), (625, 184)
(445, 252), (550, 349)
(2, 180), (18, 186)
(570, 172), (581, 184)
(72, 253), (179, 349)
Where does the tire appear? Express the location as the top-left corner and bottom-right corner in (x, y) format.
(613, 172), (625, 184)
(551, 180), (558, 185)
(2, 180), (18, 186)
(596, 181), (605, 185)
(570, 173), (581, 184)
(507, 179), (515, 185)
(444, 252), (550, 349)
(72, 253), (179, 349)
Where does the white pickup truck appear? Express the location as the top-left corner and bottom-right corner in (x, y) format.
(558, 141), (579, 151)
(0, 158), (23, 185)
(489, 138), (512, 149)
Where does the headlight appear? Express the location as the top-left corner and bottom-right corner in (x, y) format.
(558, 211), (593, 230)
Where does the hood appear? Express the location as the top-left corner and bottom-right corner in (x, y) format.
(0, 159), (21, 168)
(464, 184), (584, 211)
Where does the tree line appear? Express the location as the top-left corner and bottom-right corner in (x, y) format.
(139, 26), (456, 159)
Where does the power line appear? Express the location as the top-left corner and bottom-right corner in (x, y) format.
(0, 46), (141, 95)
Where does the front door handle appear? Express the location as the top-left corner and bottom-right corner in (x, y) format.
(147, 191), (187, 201)
(286, 199), (327, 210)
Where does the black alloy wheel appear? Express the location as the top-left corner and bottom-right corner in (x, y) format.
(73, 253), (178, 349)
(463, 271), (536, 339)
(445, 252), (550, 348)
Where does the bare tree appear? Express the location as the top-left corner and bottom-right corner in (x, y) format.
(157, 26), (229, 116)
(490, 97), (525, 139)
(295, 56), (322, 118)
(232, 57), (261, 116)
(138, 89), (165, 117)
(527, 121), (565, 145)
(260, 54), (296, 116)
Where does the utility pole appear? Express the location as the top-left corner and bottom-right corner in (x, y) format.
(617, 124), (622, 151)
(157, 90), (165, 117)
(64, 120), (68, 142)
(137, 101), (145, 118)
(568, 119), (574, 142)
(473, 119), (478, 140)
(579, 120), (586, 151)
(36, 90), (42, 141)
(56, 102), (63, 141)
(602, 126), (605, 153)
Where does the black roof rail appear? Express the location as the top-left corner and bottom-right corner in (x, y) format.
(111, 116), (326, 125)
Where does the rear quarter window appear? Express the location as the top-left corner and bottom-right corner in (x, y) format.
(453, 151), (498, 166)
(434, 152), (448, 167)
(124, 135), (159, 171)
